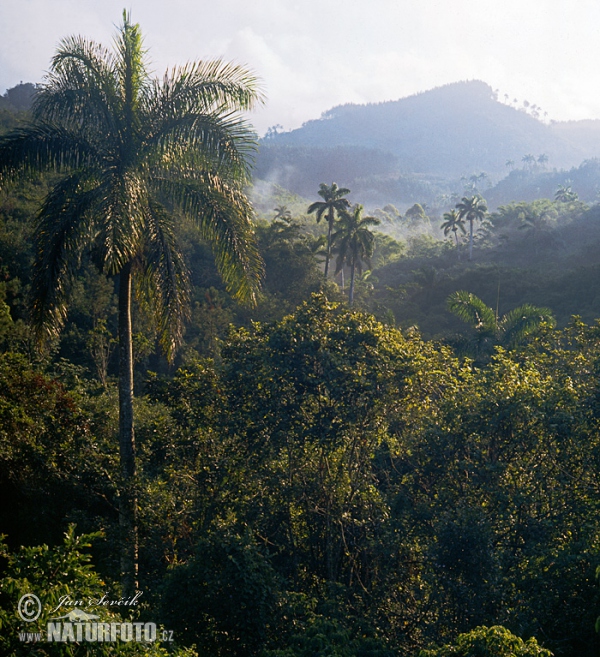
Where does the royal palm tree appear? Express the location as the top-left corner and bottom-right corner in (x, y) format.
(0, 12), (263, 595)
(307, 182), (350, 278)
(456, 195), (488, 260)
(331, 204), (379, 305)
(522, 153), (536, 171)
(440, 209), (466, 257)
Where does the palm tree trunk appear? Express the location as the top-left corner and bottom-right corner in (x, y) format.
(349, 261), (355, 305)
(118, 260), (138, 598)
(324, 211), (334, 278)
(469, 220), (474, 260)
(454, 230), (461, 261)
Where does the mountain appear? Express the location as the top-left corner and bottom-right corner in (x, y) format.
(256, 81), (600, 204)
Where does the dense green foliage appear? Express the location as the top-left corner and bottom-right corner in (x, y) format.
(4, 40), (600, 657)
(3, 289), (600, 655)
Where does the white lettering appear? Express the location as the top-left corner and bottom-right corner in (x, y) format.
(47, 623), (62, 642)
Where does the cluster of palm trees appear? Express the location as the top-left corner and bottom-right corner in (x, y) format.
(505, 153), (549, 171)
(441, 195), (488, 260)
(308, 183), (379, 304)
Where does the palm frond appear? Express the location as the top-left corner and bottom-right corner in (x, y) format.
(153, 59), (264, 115)
(31, 172), (102, 337)
(144, 110), (258, 181)
(154, 173), (263, 304)
(137, 200), (190, 360)
(0, 124), (97, 183)
(500, 304), (556, 348)
(114, 11), (149, 114)
(38, 36), (120, 134)
(331, 205), (379, 274)
(447, 290), (497, 334)
(307, 201), (328, 223)
(96, 171), (148, 274)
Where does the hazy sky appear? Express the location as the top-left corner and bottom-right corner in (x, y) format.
(1, 0), (600, 134)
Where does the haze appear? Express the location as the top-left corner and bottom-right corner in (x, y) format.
(1, 0), (599, 135)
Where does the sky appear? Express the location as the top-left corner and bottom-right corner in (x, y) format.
(1, 0), (600, 135)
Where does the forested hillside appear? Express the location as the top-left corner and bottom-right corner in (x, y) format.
(2, 62), (600, 657)
(257, 81), (600, 208)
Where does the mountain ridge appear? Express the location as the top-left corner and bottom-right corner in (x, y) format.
(259, 80), (600, 181)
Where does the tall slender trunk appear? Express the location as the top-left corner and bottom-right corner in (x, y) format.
(118, 261), (138, 597)
(324, 210), (334, 278)
(349, 261), (355, 305)
(469, 220), (474, 260)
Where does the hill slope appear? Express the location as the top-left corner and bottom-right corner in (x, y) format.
(258, 81), (600, 186)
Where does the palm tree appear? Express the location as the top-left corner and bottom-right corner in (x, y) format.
(554, 184), (578, 203)
(331, 204), (380, 305)
(447, 290), (555, 358)
(273, 205), (292, 221)
(455, 196), (488, 260)
(0, 12), (263, 595)
(537, 153), (549, 169)
(440, 209), (466, 257)
(307, 182), (351, 278)
(522, 153), (536, 171)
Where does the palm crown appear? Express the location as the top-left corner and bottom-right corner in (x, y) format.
(1, 12), (263, 353)
(440, 209), (466, 254)
(456, 195), (488, 260)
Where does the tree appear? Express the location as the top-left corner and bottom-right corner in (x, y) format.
(0, 12), (263, 595)
(447, 290), (555, 357)
(440, 209), (466, 256)
(307, 182), (351, 278)
(405, 203), (427, 222)
(522, 153), (536, 171)
(555, 183), (578, 203)
(273, 205), (292, 221)
(331, 204), (379, 305)
(456, 195), (488, 260)
(419, 625), (552, 657)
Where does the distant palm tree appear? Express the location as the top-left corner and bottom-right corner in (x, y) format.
(522, 153), (536, 171)
(0, 12), (263, 595)
(537, 153), (549, 169)
(554, 184), (578, 203)
(331, 204), (380, 305)
(440, 209), (466, 257)
(456, 196), (488, 260)
(308, 182), (351, 278)
(273, 205), (292, 221)
(505, 159), (516, 170)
